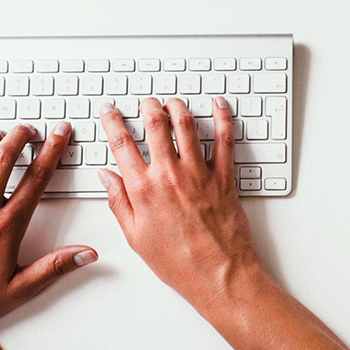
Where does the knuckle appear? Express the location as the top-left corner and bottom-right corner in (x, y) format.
(109, 131), (134, 153)
(218, 132), (235, 148)
(49, 255), (72, 279)
(26, 162), (52, 183)
(174, 110), (195, 129)
(0, 147), (16, 168)
(144, 109), (168, 131)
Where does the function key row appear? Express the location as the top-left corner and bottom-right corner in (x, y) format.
(0, 57), (288, 74)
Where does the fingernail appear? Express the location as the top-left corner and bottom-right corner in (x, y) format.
(100, 102), (116, 116)
(54, 121), (70, 136)
(98, 169), (110, 190)
(216, 96), (228, 109)
(22, 123), (37, 136)
(74, 250), (98, 267)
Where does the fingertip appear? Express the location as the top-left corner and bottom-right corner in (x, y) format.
(99, 102), (118, 117)
(53, 120), (71, 136)
(215, 96), (228, 110)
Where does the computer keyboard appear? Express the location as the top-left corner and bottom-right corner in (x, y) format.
(0, 35), (293, 198)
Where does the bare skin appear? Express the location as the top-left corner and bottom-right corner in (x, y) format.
(0, 121), (97, 317)
(98, 97), (349, 350)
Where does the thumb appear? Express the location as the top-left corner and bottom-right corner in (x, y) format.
(7, 246), (98, 310)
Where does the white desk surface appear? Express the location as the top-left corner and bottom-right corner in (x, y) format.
(0, 1), (349, 349)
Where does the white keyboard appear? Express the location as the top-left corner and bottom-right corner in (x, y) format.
(0, 35), (293, 198)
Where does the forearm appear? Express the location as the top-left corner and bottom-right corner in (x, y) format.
(197, 262), (349, 350)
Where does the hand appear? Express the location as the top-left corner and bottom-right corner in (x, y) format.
(99, 98), (349, 350)
(99, 97), (259, 309)
(0, 122), (98, 318)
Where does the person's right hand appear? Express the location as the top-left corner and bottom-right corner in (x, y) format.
(0, 122), (98, 318)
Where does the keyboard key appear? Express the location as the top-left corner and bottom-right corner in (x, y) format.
(191, 97), (212, 117)
(85, 144), (107, 165)
(56, 75), (79, 96)
(226, 97), (238, 116)
(116, 97), (139, 118)
(137, 145), (151, 163)
(105, 74), (128, 95)
(32, 75), (54, 96)
(235, 143), (286, 163)
(37, 60), (59, 73)
(61, 145), (83, 165)
(29, 121), (46, 142)
(0, 99), (16, 119)
(92, 98), (115, 118)
(67, 98), (90, 119)
(247, 120), (268, 140)
(124, 121), (145, 141)
(138, 59), (160, 72)
(81, 75), (103, 96)
(240, 58), (261, 71)
(163, 58), (185, 72)
(154, 74), (176, 94)
(241, 96), (262, 116)
(15, 145), (33, 166)
(253, 73), (287, 93)
(18, 99), (41, 119)
(265, 178), (287, 190)
(130, 75), (152, 95)
(62, 59), (84, 73)
(228, 74), (250, 94)
(179, 74), (201, 94)
(240, 179), (261, 191)
(232, 120), (243, 140)
(203, 74), (225, 94)
(0, 60), (8, 73)
(73, 121), (96, 142)
(265, 57), (287, 71)
(189, 58), (211, 71)
(240, 167), (261, 179)
(11, 60), (33, 73)
(265, 96), (287, 140)
(42, 98), (65, 119)
(87, 59), (110, 72)
(214, 58), (236, 71)
(197, 120), (214, 140)
(7, 76), (29, 96)
(0, 77), (4, 96)
(113, 59), (135, 72)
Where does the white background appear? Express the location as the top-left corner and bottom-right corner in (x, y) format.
(0, 0), (350, 349)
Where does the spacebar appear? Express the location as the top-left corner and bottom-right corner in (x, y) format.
(234, 143), (286, 164)
(7, 168), (107, 193)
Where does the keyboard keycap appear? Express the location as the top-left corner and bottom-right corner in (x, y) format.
(246, 120), (268, 140)
(189, 58), (211, 71)
(191, 97), (212, 117)
(0, 77), (4, 96)
(113, 59), (135, 72)
(87, 59), (110, 72)
(265, 96), (287, 140)
(203, 74), (225, 94)
(81, 75), (103, 96)
(154, 74), (176, 95)
(214, 58), (236, 71)
(179, 74), (201, 94)
(163, 58), (185, 72)
(234, 143), (286, 164)
(105, 74), (128, 95)
(18, 99), (41, 119)
(61, 145), (83, 165)
(240, 179), (261, 190)
(116, 97), (139, 118)
(130, 75), (152, 95)
(37, 60), (59, 73)
(11, 60), (33, 73)
(241, 96), (262, 117)
(265, 57), (287, 71)
(124, 121), (145, 141)
(138, 59), (160, 72)
(15, 145), (33, 165)
(42, 98), (65, 119)
(0, 99), (16, 119)
(85, 144), (107, 165)
(7, 76), (29, 96)
(32, 75), (54, 96)
(253, 73), (287, 93)
(265, 178), (286, 190)
(240, 58), (261, 71)
(62, 60), (85, 73)
(67, 98), (90, 119)
(56, 75), (79, 96)
(228, 74), (250, 94)
(0, 60), (8, 73)
(73, 121), (96, 142)
(240, 166), (261, 179)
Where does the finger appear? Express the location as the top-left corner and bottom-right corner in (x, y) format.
(0, 124), (36, 199)
(140, 98), (177, 164)
(98, 169), (135, 239)
(5, 246), (97, 314)
(208, 97), (235, 177)
(164, 98), (204, 164)
(99, 103), (147, 182)
(6, 121), (71, 219)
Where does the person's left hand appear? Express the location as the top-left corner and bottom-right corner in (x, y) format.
(0, 122), (98, 318)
